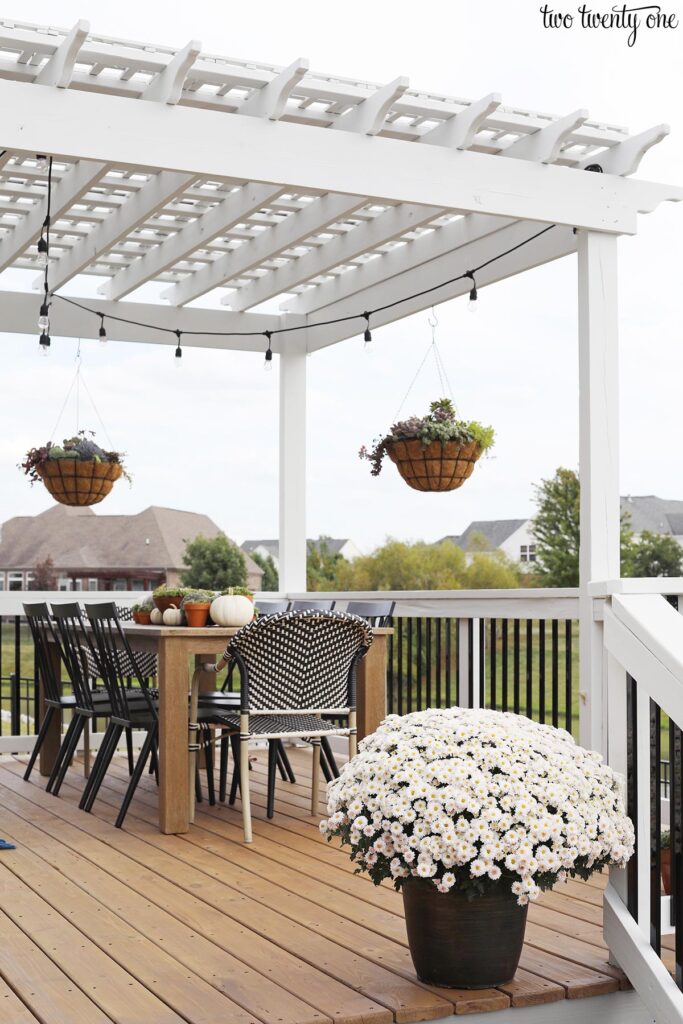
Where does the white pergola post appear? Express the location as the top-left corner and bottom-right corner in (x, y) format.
(278, 349), (308, 593)
(578, 231), (621, 754)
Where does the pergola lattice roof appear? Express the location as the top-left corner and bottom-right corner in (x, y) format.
(0, 18), (680, 353)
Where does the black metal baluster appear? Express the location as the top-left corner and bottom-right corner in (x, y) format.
(526, 620), (533, 719)
(626, 674), (638, 918)
(407, 618), (413, 714)
(673, 719), (682, 988)
(445, 618), (452, 707)
(670, 719), (677, 930)
(513, 619), (520, 715)
(478, 619), (485, 708)
(565, 619), (573, 734)
(468, 619), (474, 709)
(551, 619), (559, 728)
(650, 699), (661, 955)
(436, 619), (442, 708)
(490, 619), (497, 711)
(426, 617), (432, 710)
(501, 619), (509, 713)
(539, 620), (546, 724)
(397, 618), (404, 717)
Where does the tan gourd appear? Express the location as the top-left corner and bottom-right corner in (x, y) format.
(150, 607), (163, 625)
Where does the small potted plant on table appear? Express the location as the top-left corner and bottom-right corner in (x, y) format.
(181, 590), (215, 628)
(152, 585), (189, 614)
(132, 600), (153, 625)
(322, 707), (634, 988)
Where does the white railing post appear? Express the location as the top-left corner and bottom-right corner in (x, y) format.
(578, 230), (620, 755)
(278, 348), (307, 593)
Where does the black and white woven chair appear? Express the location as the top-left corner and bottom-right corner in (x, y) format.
(204, 610), (372, 842)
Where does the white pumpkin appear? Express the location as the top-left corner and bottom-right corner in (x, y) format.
(163, 607), (183, 626)
(210, 594), (253, 628)
(150, 608), (163, 625)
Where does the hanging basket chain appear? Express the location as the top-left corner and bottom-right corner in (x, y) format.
(48, 338), (116, 450)
(392, 308), (457, 423)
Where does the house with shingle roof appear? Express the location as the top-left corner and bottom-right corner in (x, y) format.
(242, 536), (362, 569)
(440, 519), (537, 565)
(0, 505), (263, 592)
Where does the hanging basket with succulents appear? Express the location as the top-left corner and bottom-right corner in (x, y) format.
(359, 399), (494, 493)
(21, 431), (129, 507)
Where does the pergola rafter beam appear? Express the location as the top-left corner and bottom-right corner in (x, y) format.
(505, 109), (589, 164)
(284, 212), (515, 315)
(164, 191), (369, 306)
(334, 77), (409, 135)
(98, 182), (284, 300)
(239, 58), (309, 120)
(582, 124), (670, 176)
(0, 157), (108, 273)
(142, 40), (202, 105)
(33, 19), (89, 88)
(300, 220), (577, 352)
(421, 93), (502, 149)
(33, 170), (197, 292)
(227, 201), (442, 311)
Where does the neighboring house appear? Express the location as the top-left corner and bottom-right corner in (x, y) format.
(440, 519), (537, 565)
(620, 495), (683, 543)
(241, 537), (362, 570)
(0, 504), (263, 592)
(441, 496), (683, 568)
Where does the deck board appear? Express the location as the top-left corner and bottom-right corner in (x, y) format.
(0, 749), (629, 1024)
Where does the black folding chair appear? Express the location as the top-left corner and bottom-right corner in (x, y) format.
(345, 600), (395, 627)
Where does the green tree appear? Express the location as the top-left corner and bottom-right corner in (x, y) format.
(181, 533), (247, 590)
(628, 530), (683, 578)
(29, 555), (57, 590)
(251, 550), (279, 591)
(532, 467), (633, 586)
(332, 538), (519, 591)
(307, 537), (343, 591)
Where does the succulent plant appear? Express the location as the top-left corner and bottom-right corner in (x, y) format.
(359, 398), (495, 477)
(20, 430), (128, 484)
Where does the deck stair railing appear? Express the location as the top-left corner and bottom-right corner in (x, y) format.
(601, 584), (683, 1023)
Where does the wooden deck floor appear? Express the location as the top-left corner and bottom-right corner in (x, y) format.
(0, 747), (629, 1024)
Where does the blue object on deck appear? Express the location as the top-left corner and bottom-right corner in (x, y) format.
(0, 839), (15, 850)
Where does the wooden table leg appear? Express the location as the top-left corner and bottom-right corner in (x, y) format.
(194, 654), (221, 769)
(357, 633), (389, 743)
(158, 638), (190, 834)
(39, 643), (63, 777)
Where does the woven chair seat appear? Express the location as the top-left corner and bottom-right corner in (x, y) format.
(212, 711), (350, 738)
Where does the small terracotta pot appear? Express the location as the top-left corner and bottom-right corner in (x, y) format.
(402, 878), (528, 988)
(132, 610), (141, 624)
(184, 603), (211, 628)
(662, 848), (671, 895)
(154, 595), (183, 613)
(136, 611), (152, 625)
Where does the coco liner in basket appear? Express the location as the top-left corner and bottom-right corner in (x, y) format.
(36, 458), (123, 506)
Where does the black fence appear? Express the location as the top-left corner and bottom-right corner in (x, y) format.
(387, 616), (578, 736)
(0, 615), (38, 738)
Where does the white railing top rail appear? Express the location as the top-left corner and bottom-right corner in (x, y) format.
(589, 578), (683, 597)
(604, 592), (683, 726)
(0, 587), (580, 619)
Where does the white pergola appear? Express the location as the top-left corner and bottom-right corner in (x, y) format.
(0, 19), (681, 750)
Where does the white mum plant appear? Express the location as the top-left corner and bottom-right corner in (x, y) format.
(321, 708), (634, 905)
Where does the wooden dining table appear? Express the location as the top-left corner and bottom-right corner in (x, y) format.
(39, 622), (392, 834)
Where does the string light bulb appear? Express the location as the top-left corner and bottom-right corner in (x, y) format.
(466, 271), (478, 312)
(35, 154), (49, 173)
(98, 315), (107, 343)
(264, 331), (273, 372)
(39, 331), (51, 356)
(38, 301), (50, 331)
(174, 329), (182, 367)
(36, 235), (49, 267)
(362, 311), (372, 348)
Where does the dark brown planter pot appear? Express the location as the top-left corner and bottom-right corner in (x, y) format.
(153, 596), (183, 613)
(386, 438), (481, 492)
(402, 879), (528, 989)
(662, 848), (671, 895)
(136, 611), (152, 625)
(184, 603), (211, 628)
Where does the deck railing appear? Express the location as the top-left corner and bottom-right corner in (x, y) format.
(599, 581), (683, 1024)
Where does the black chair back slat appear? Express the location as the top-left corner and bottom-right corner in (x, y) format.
(256, 600), (291, 616)
(84, 602), (155, 722)
(289, 599), (336, 612)
(50, 602), (99, 712)
(345, 600), (395, 627)
(23, 602), (62, 704)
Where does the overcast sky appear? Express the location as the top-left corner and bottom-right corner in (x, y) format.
(0, 0), (681, 552)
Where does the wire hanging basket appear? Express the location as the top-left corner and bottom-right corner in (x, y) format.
(385, 437), (482, 492)
(35, 458), (123, 507)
